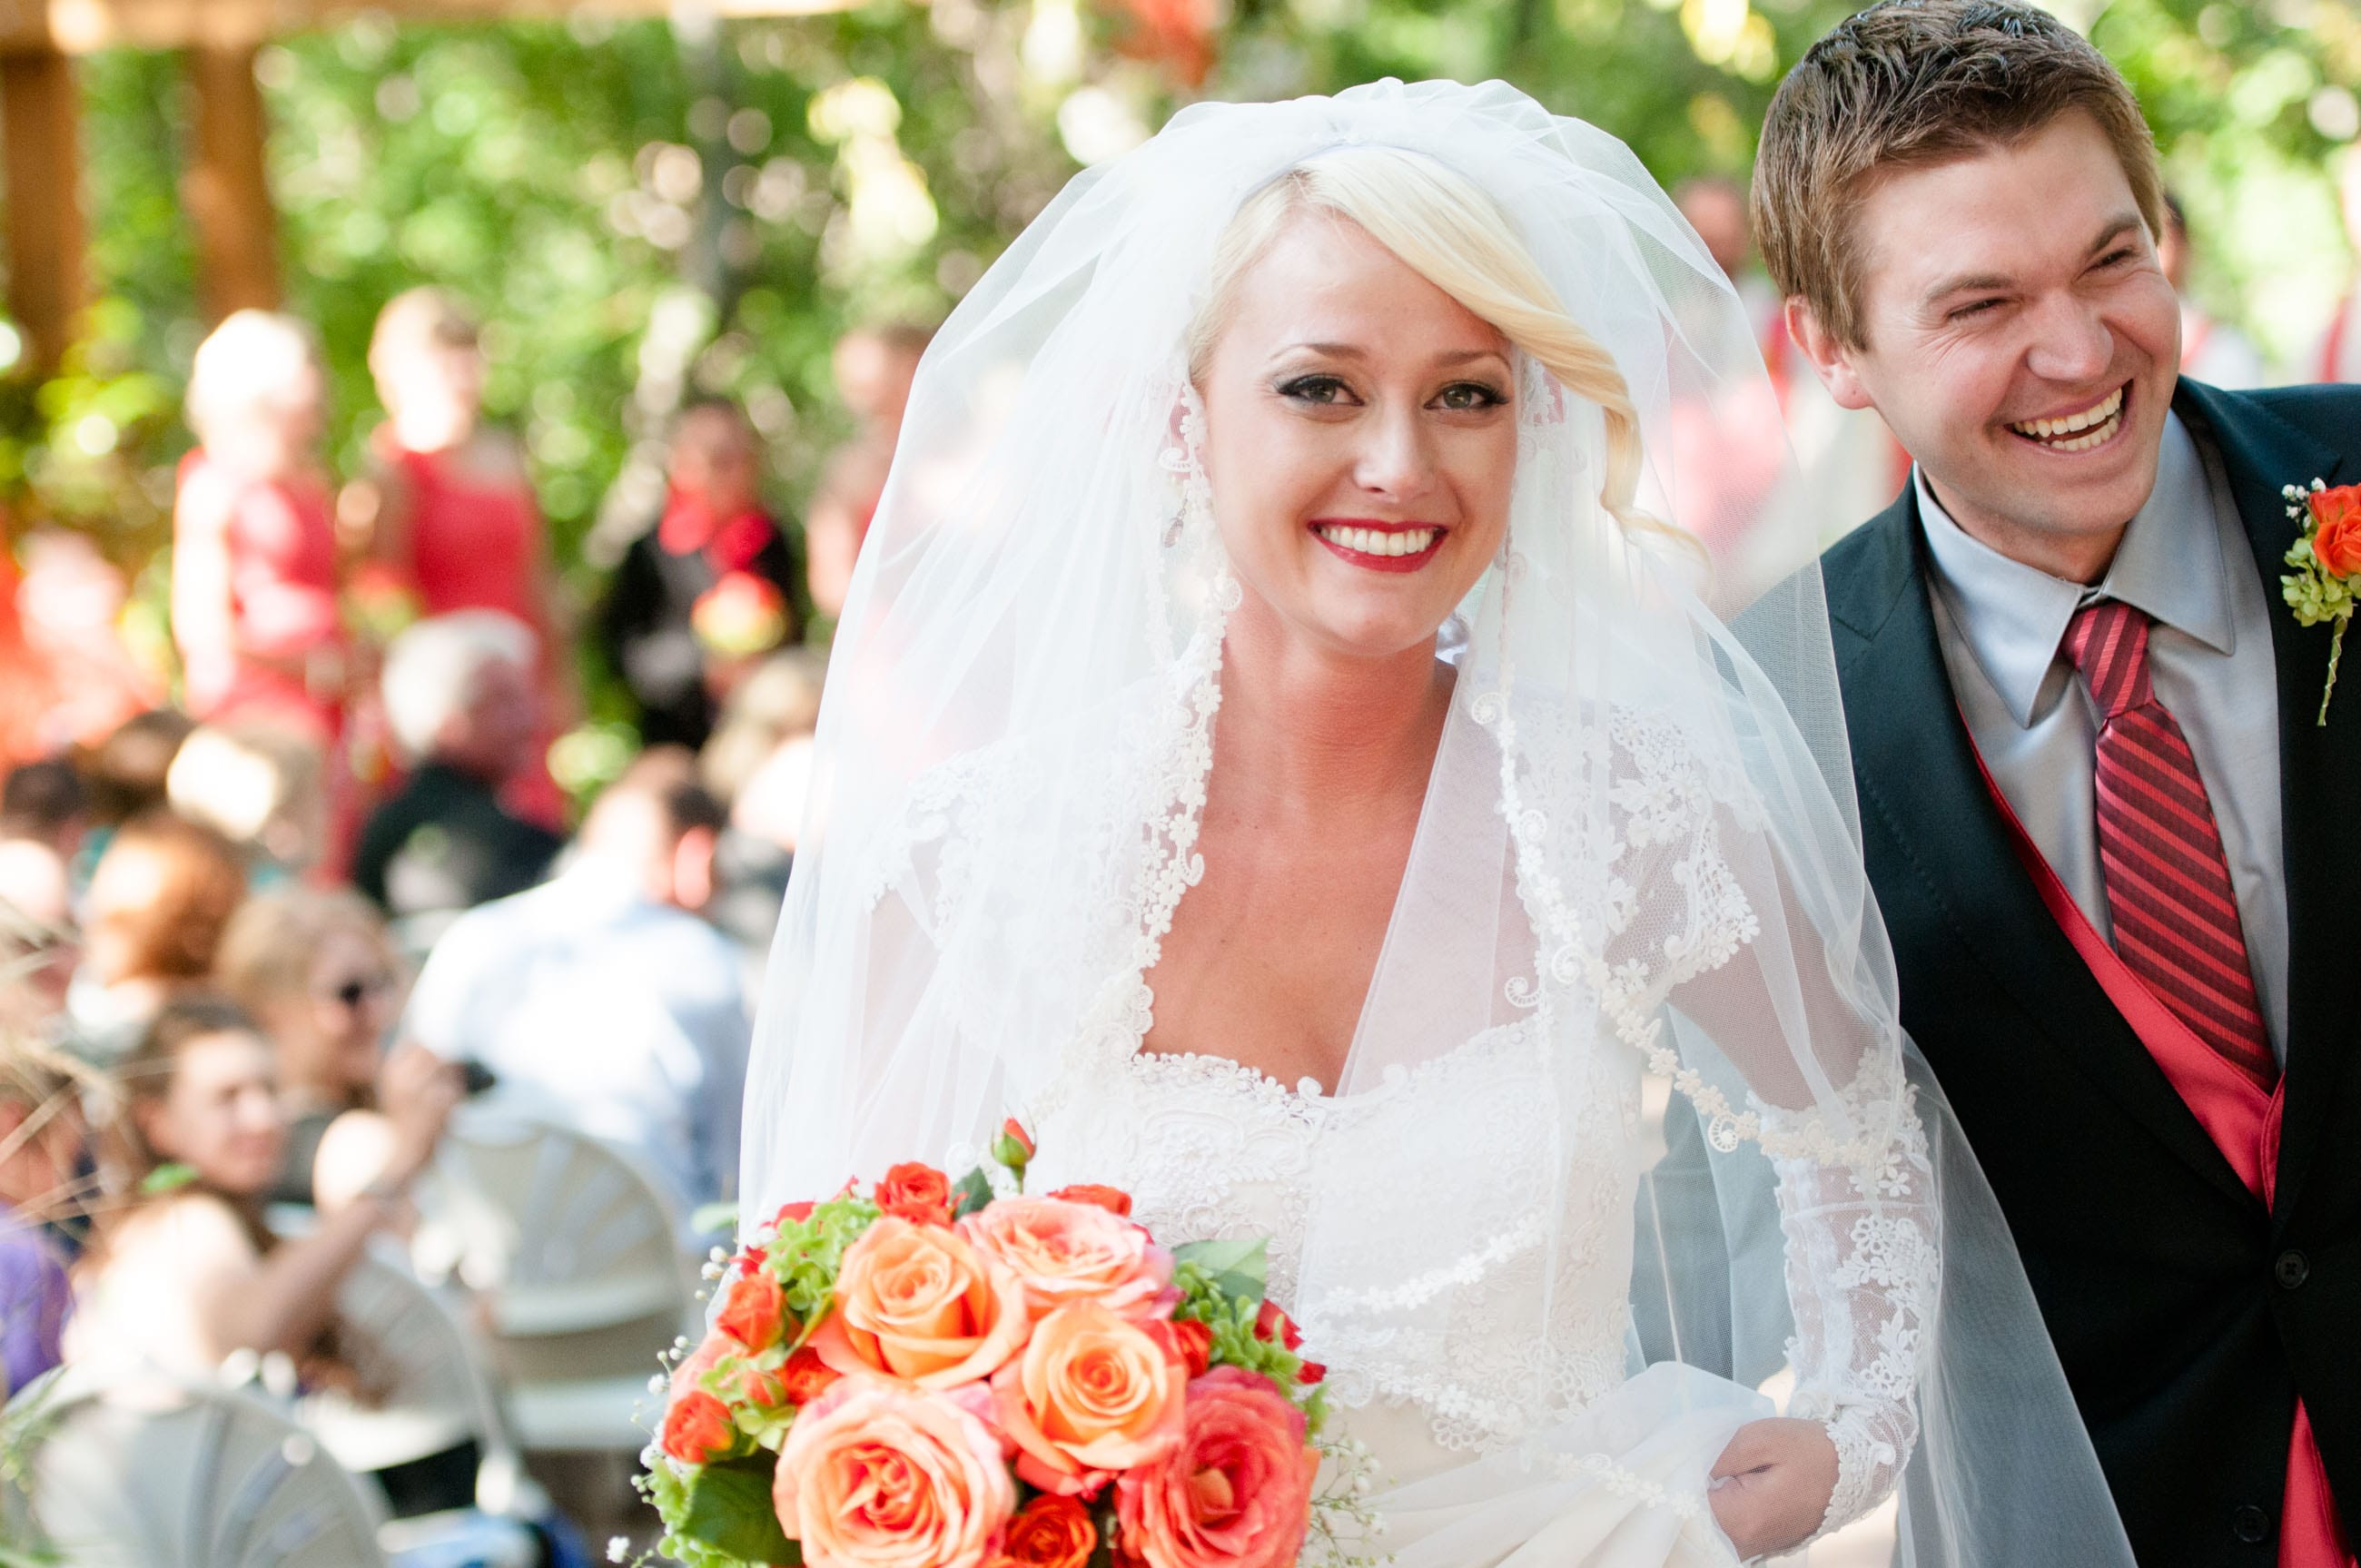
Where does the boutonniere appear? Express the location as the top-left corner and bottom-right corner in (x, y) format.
(2280, 479), (2361, 725)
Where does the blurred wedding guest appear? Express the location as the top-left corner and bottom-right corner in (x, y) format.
(0, 840), (77, 1032)
(354, 611), (561, 951)
(2, 760), (87, 865)
(405, 749), (746, 1231)
(215, 890), (405, 1209)
(173, 311), (350, 743)
(699, 648), (825, 955)
(65, 992), (457, 1377)
(166, 721), (329, 887)
(2306, 143), (2361, 383)
(599, 399), (799, 751)
(363, 288), (568, 827)
(3, 531), (159, 764)
(72, 707), (195, 896)
(805, 321), (929, 626)
(0, 1036), (92, 1396)
(2160, 191), (2268, 389)
(70, 813), (246, 1062)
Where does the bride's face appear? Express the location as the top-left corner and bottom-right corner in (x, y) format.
(1198, 212), (1516, 659)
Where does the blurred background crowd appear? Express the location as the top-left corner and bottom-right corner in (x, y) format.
(3, 0), (2360, 1561)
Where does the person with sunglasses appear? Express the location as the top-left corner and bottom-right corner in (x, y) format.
(214, 887), (433, 1209)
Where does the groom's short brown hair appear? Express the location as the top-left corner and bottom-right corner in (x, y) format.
(1753, 0), (2163, 348)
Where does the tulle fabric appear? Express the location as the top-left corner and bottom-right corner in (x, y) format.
(741, 79), (2135, 1567)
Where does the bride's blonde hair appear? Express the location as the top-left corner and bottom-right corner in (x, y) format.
(1188, 147), (1697, 558)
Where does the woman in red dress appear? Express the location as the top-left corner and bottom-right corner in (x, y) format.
(172, 311), (348, 744)
(363, 288), (569, 825)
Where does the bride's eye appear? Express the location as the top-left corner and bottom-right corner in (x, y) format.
(1276, 374), (1356, 406)
(1433, 381), (1507, 412)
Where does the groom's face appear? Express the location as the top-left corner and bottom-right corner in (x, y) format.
(1795, 110), (2179, 578)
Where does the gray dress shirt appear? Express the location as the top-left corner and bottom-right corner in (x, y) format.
(1919, 411), (2289, 1061)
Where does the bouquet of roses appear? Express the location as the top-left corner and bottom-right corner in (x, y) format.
(638, 1121), (1365, 1568)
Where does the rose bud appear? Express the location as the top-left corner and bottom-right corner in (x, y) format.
(1148, 1317), (1213, 1379)
(1253, 1300), (1303, 1351)
(1297, 1359), (1327, 1386)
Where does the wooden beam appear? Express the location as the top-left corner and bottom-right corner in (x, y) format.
(0, 43), (84, 371)
(5, 0), (864, 55)
(183, 42), (278, 320)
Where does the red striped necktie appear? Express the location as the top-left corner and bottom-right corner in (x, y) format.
(2064, 600), (2277, 1091)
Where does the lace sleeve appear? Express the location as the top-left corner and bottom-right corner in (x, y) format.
(1593, 708), (1937, 1538)
(1761, 1065), (1936, 1536)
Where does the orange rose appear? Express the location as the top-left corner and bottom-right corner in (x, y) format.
(717, 1270), (790, 1352)
(2311, 484), (2361, 578)
(774, 1198), (816, 1226)
(1047, 1184), (1133, 1218)
(775, 1377), (1016, 1568)
(995, 1494), (1099, 1568)
(876, 1161), (956, 1227)
(813, 1216), (1032, 1389)
(961, 1197), (1174, 1322)
(777, 1346), (841, 1405)
(1115, 1368), (1318, 1568)
(992, 1300), (1186, 1496)
(658, 1388), (738, 1464)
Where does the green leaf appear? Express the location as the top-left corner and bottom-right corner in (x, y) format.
(1172, 1237), (1269, 1303)
(680, 1455), (801, 1565)
(139, 1162), (196, 1195)
(692, 1201), (740, 1237)
(951, 1167), (995, 1218)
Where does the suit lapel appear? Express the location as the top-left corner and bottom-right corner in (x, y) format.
(2178, 380), (2361, 1224)
(1833, 493), (2259, 1206)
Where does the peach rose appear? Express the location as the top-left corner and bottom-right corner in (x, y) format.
(993, 1494), (1098, 1568)
(669, 1330), (733, 1399)
(774, 1376), (1017, 1568)
(992, 1300), (1185, 1496)
(814, 1217), (1032, 1389)
(1116, 1368), (1318, 1568)
(961, 1197), (1173, 1322)
(2312, 484), (2361, 578)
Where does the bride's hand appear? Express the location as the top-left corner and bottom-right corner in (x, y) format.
(1707, 1417), (1839, 1560)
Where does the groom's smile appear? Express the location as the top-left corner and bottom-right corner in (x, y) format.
(1786, 107), (2181, 583)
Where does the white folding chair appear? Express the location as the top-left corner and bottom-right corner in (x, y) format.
(411, 1109), (694, 1452)
(1, 1366), (388, 1567)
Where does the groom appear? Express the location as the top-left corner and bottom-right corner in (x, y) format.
(1756, 4), (2356, 1563)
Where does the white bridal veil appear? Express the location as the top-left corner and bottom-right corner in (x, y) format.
(742, 79), (2134, 1566)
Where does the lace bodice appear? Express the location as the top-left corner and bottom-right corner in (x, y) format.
(871, 636), (1934, 1547)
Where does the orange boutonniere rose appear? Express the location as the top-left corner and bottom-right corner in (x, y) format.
(2283, 478), (2361, 725)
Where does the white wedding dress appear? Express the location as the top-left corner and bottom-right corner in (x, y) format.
(896, 648), (1936, 1567)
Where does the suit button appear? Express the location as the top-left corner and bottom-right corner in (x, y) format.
(2232, 1504), (2272, 1544)
(2275, 1250), (2310, 1289)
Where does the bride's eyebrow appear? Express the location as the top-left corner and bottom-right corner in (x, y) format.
(1270, 343), (1509, 370)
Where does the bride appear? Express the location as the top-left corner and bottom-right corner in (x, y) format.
(741, 81), (2135, 1565)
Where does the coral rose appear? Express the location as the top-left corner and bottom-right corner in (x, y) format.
(1047, 1184), (1133, 1218)
(876, 1161), (955, 1227)
(658, 1388), (738, 1464)
(668, 1331), (732, 1398)
(1116, 1367), (1318, 1568)
(2311, 484), (2361, 578)
(717, 1270), (790, 1352)
(992, 1494), (1098, 1568)
(774, 1377), (1016, 1568)
(777, 1345), (841, 1405)
(814, 1217), (1031, 1388)
(961, 1197), (1173, 1322)
(992, 1300), (1185, 1496)
(1147, 1318), (1212, 1379)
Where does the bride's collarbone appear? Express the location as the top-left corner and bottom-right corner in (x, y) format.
(1141, 818), (1404, 1096)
